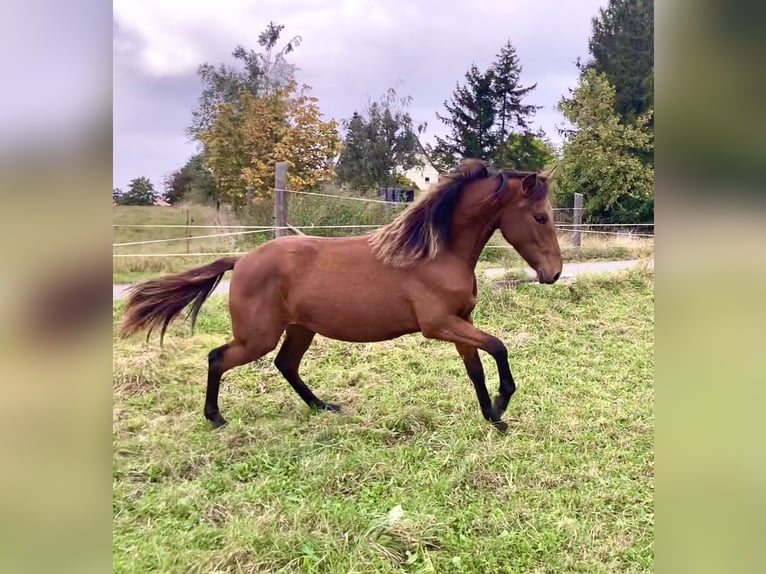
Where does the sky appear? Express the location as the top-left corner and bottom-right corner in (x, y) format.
(113, 0), (606, 190)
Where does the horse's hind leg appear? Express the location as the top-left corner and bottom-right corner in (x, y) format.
(205, 335), (281, 428)
(275, 325), (340, 412)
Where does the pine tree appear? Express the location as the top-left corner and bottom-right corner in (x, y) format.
(335, 112), (368, 190)
(490, 40), (538, 142)
(586, 0), (654, 123)
(431, 64), (497, 170)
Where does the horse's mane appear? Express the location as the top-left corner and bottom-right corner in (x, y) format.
(369, 158), (499, 268)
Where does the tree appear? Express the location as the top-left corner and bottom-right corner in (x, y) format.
(586, 0), (654, 124)
(334, 112), (367, 190)
(163, 168), (193, 205)
(197, 99), (251, 205)
(556, 70), (653, 223)
(431, 64), (497, 170)
(184, 154), (217, 204)
(117, 177), (157, 206)
(240, 82), (340, 200)
(200, 81), (339, 207)
(431, 42), (541, 171)
(272, 85), (341, 192)
(335, 88), (424, 191)
(491, 40), (538, 141)
(487, 40), (545, 169)
(493, 131), (555, 172)
(188, 22), (302, 140)
(189, 23), (302, 207)
(163, 154), (217, 205)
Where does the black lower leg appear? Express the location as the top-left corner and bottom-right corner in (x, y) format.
(205, 344), (229, 428)
(282, 370), (340, 412)
(487, 340), (516, 417)
(458, 345), (507, 432)
(275, 326), (339, 413)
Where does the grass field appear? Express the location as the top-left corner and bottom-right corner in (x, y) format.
(113, 205), (242, 283)
(113, 268), (654, 573)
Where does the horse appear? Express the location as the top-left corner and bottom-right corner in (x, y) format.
(119, 159), (563, 433)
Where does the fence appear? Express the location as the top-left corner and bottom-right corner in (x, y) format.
(113, 162), (654, 259)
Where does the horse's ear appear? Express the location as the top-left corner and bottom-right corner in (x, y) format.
(541, 165), (557, 180)
(521, 173), (538, 197)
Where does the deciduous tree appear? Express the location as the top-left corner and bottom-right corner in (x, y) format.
(556, 70), (653, 223)
(273, 86), (341, 192)
(197, 99), (250, 205)
(163, 154), (217, 205)
(240, 82), (340, 200)
(201, 82), (339, 207)
(493, 132), (555, 172)
(188, 22), (301, 140)
(336, 88), (423, 191)
(117, 177), (157, 206)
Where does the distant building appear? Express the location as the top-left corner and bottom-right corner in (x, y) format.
(398, 150), (440, 192)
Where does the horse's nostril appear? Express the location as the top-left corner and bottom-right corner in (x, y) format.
(553, 271), (561, 282)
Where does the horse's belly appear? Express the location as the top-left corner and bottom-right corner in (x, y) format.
(274, 236), (424, 341)
(313, 323), (418, 343)
(295, 296), (419, 343)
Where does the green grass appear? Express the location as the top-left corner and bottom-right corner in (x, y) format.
(113, 269), (654, 573)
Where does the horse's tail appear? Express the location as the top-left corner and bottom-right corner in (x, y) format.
(119, 257), (238, 343)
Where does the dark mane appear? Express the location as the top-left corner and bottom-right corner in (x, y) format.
(369, 159), (501, 268)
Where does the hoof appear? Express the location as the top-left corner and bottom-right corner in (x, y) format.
(206, 413), (228, 429)
(315, 401), (341, 413)
(492, 419), (509, 434)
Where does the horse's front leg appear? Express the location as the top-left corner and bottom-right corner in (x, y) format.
(423, 315), (516, 432)
(455, 343), (504, 430)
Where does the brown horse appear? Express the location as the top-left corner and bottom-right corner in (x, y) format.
(120, 159), (562, 432)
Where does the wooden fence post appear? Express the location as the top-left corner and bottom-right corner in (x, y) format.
(573, 192), (583, 248)
(274, 162), (288, 239)
(185, 208), (191, 254)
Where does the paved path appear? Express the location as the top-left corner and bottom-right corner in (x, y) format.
(113, 259), (653, 301)
(483, 258), (653, 280)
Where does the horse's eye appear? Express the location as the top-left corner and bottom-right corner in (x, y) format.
(534, 215), (547, 224)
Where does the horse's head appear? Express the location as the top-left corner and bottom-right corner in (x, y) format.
(497, 167), (563, 284)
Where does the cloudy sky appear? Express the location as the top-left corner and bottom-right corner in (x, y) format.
(113, 0), (606, 190)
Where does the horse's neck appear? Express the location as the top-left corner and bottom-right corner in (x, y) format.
(448, 212), (500, 269)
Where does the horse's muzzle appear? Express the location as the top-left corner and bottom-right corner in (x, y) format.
(537, 269), (562, 284)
